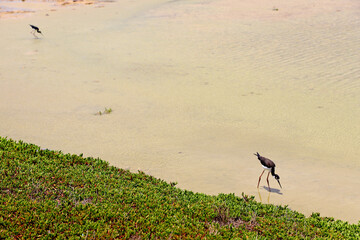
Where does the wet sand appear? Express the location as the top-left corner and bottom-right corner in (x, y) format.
(0, 0), (102, 19)
(0, 0), (359, 223)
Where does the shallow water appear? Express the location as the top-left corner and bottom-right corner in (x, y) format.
(0, 0), (359, 223)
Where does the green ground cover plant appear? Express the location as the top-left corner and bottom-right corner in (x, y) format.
(0, 137), (359, 239)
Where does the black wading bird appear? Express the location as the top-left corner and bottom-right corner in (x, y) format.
(254, 152), (282, 191)
(29, 24), (43, 38)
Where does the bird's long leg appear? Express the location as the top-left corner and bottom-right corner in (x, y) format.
(30, 30), (38, 39)
(266, 171), (271, 192)
(257, 170), (265, 188)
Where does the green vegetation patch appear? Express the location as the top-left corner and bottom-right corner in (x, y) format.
(95, 107), (113, 116)
(0, 137), (359, 239)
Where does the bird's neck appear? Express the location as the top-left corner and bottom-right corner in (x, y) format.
(270, 167), (276, 176)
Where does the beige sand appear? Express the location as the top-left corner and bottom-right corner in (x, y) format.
(0, 0), (359, 223)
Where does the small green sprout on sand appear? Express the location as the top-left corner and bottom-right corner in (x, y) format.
(104, 107), (113, 114)
(95, 107), (113, 116)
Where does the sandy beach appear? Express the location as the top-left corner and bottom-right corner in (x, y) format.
(1, 0), (359, 223)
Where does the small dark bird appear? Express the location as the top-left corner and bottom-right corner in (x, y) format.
(29, 24), (43, 38)
(254, 152), (282, 191)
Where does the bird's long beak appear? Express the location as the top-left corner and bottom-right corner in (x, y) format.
(277, 179), (282, 189)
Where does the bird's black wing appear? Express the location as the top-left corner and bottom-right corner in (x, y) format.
(259, 156), (276, 168)
(29, 25), (39, 31)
